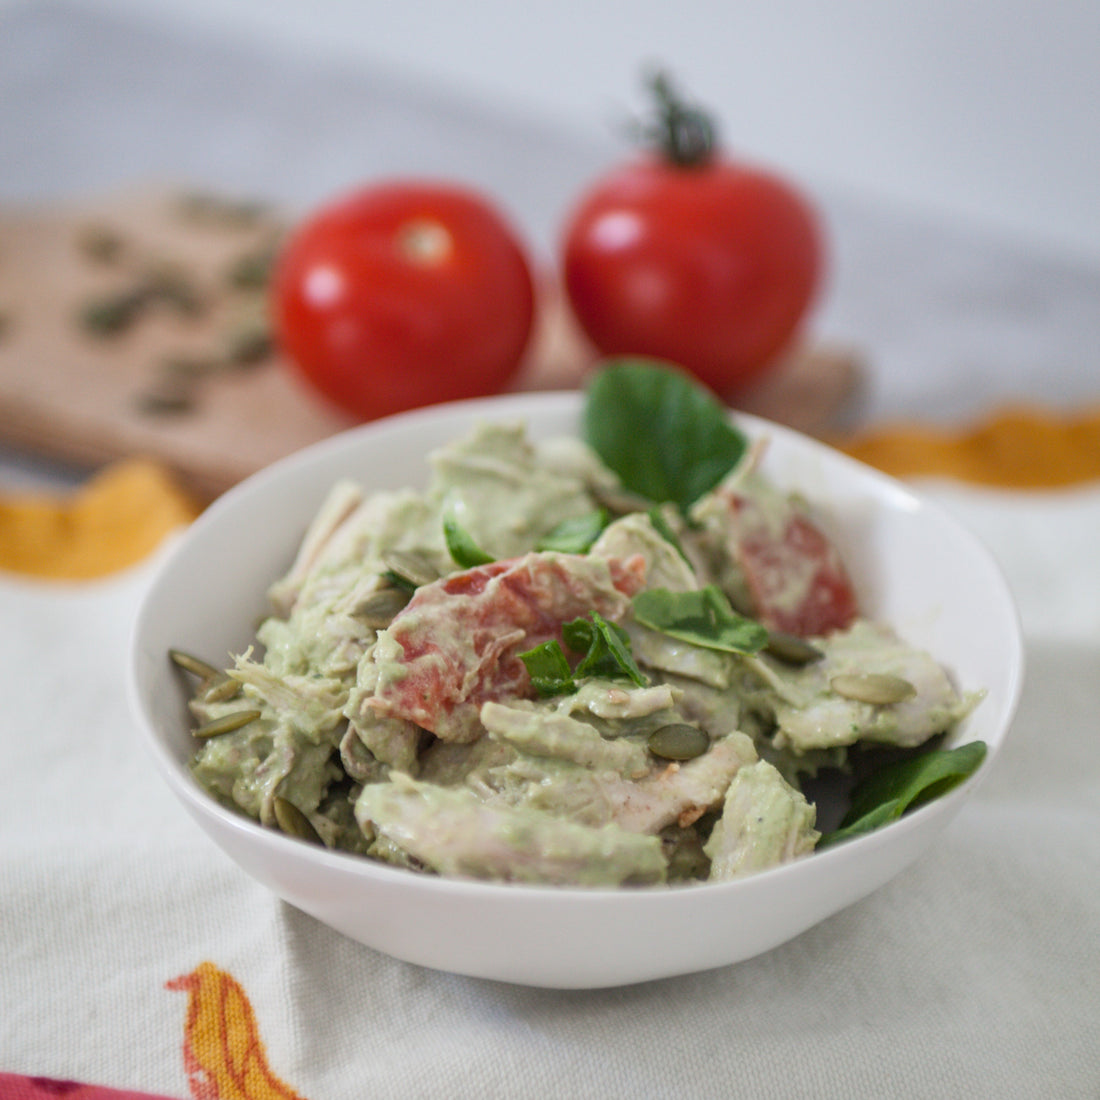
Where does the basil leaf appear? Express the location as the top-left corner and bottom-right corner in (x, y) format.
(646, 505), (692, 565)
(536, 509), (609, 553)
(583, 359), (748, 510)
(818, 740), (988, 848)
(568, 612), (647, 686)
(443, 509), (494, 568)
(817, 799), (903, 848)
(632, 585), (768, 654)
(518, 640), (576, 697)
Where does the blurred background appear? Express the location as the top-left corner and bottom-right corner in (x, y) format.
(0, 0), (1097, 491)
(4, 0), (1096, 262)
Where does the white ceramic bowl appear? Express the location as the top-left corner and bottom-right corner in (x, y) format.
(128, 392), (1024, 989)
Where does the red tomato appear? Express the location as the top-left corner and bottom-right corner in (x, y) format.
(371, 552), (646, 743)
(273, 181), (536, 420)
(717, 487), (858, 638)
(561, 75), (823, 395)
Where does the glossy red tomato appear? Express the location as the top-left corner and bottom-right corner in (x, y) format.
(273, 182), (536, 421)
(562, 75), (823, 395)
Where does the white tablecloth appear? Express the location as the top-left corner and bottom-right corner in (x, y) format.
(1, 480), (1098, 1097)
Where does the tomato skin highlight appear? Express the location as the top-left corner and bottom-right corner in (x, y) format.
(273, 182), (536, 421)
(562, 155), (823, 394)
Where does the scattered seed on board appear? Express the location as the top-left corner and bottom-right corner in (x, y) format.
(176, 191), (269, 229)
(648, 723), (710, 761)
(192, 709), (261, 739)
(830, 672), (917, 705)
(135, 376), (197, 416)
(79, 287), (149, 335)
(76, 224), (125, 264)
(764, 631), (824, 666)
(273, 796), (323, 844)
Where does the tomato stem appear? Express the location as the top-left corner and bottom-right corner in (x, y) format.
(644, 70), (717, 168)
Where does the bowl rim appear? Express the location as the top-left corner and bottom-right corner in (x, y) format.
(128, 389), (1026, 906)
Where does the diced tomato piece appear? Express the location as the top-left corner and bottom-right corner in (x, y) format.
(720, 489), (858, 638)
(370, 552), (646, 741)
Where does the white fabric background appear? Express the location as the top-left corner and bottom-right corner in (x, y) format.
(1, 482), (1098, 1097)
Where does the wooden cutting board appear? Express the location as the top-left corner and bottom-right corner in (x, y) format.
(0, 185), (863, 501)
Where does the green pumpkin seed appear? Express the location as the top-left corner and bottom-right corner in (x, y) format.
(589, 482), (654, 516)
(648, 723), (709, 761)
(199, 674), (242, 704)
(273, 796), (323, 844)
(135, 376), (196, 416)
(352, 587), (411, 628)
(169, 648), (221, 680)
(223, 315), (272, 364)
(382, 550), (440, 589)
(830, 672), (917, 705)
(764, 631), (824, 666)
(191, 709), (261, 738)
(76, 224), (125, 263)
(79, 287), (148, 335)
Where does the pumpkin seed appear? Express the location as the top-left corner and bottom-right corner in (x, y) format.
(648, 723), (709, 761)
(144, 264), (204, 317)
(161, 352), (223, 378)
(764, 631), (824, 666)
(191, 709), (261, 738)
(382, 550), (440, 589)
(135, 376), (196, 416)
(273, 796), (323, 844)
(199, 674), (241, 704)
(79, 286), (148, 334)
(226, 241), (278, 289)
(223, 315), (272, 364)
(352, 587), (411, 628)
(169, 648), (221, 680)
(590, 482), (654, 516)
(176, 190), (268, 228)
(76, 223), (125, 264)
(830, 672), (917, 705)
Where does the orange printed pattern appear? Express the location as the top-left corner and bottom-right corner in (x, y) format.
(166, 963), (306, 1100)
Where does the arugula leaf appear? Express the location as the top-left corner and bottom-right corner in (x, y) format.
(583, 359), (748, 510)
(536, 509), (609, 553)
(632, 585), (769, 654)
(818, 740), (988, 848)
(518, 640), (576, 697)
(443, 509), (494, 568)
(564, 612), (647, 686)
